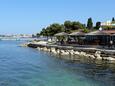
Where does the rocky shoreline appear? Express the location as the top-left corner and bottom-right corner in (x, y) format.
(27, 43), (115, 62)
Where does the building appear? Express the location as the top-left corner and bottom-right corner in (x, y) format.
(101, 20), (115, 26)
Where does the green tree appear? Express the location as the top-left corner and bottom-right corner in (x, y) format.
(32, 34), (36, 38)
(64, 21), (72, 29)
(83, 28), (89, 33)
(40, 28), (47, 36)
(64, 21), (85, 32)
(112, 17), (115, 21)
(64, 21), (72, 32)
(36, 33), (40, 38)
(40, 23), (64, 36)
(72, 21), (85, 30)
(95, 22), (101, 30)
(49, 23), (64, 36)
(87, 18), (93, 30)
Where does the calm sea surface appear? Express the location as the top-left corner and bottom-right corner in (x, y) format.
(0, 41), (115, 86)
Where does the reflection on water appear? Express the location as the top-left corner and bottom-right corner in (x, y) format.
(0, 41), (115, 86)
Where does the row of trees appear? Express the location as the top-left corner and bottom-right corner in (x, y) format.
(37, 17), (115, 37)
(40, 23), (64, 37)
(87, 18), (101, 30)
(39, 21), (88, 37)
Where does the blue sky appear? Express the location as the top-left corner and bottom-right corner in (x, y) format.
(0, 0), (115, 34)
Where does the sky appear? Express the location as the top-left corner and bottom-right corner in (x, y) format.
(0, 0), (115, 34)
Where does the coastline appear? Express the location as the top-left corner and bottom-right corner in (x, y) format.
(25, 41), (115, 62)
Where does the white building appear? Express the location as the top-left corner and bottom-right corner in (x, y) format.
(101, 20), (115, 26)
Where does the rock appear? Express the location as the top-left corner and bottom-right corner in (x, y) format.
(43, 47), (48, 51)
(95, 51), (101, 54)
(37, 47), (40, 50)
(86, 54), (95, 59)
(106, 57), (115, 61)
(96, 54), (102, 60)
(70, 50), (75, 55)
(95, 51), (102, 60)
(89, 55), (95, 59)
(74, 51), (80, 55)
(51, 48), (57, 54)
(80, 52), (86, 56)
(20, 43), (28, 47)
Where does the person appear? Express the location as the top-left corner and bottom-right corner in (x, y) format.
(110, 40), (113, 48)
(61, 39), (64, 45)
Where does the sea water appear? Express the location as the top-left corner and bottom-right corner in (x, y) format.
(0, 41), (114, 86)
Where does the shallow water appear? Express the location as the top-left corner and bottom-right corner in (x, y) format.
(0, 41), (115, 86)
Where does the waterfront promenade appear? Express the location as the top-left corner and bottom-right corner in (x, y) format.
(27, 41), (115, 61)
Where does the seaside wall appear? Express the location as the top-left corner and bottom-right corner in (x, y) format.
(27, 43), (115, 61)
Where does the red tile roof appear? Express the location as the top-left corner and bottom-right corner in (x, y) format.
(103, 30), (115, 34)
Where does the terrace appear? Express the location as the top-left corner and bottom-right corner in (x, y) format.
(54, 30), (115, 49)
